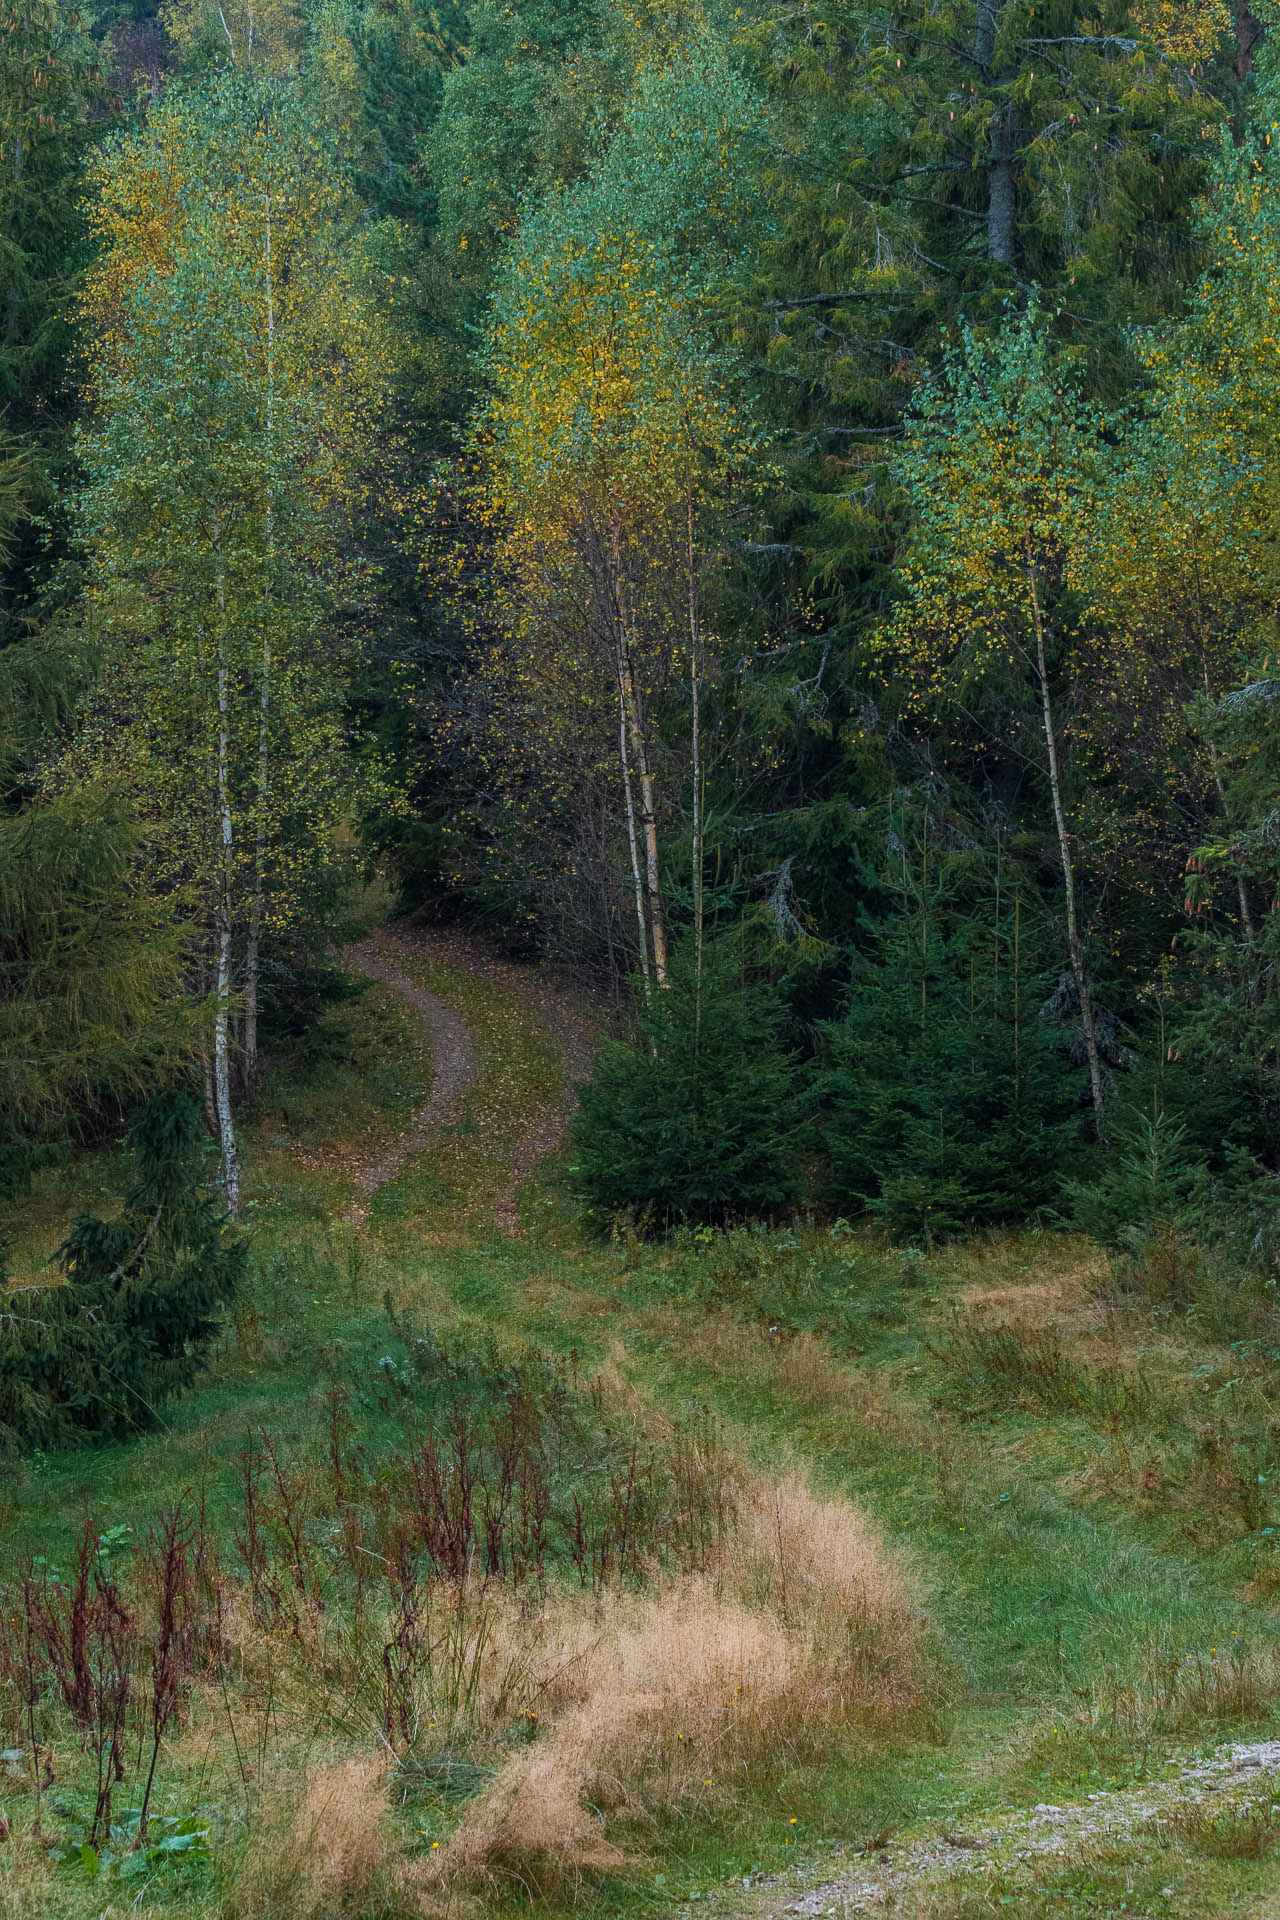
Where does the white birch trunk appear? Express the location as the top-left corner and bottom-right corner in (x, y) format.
(213, 516), (242, 1214)
(1026, 535), (1104, 1121)
(244, 189), (275, 1097)
(687, 487), (704, 1032)
(618, 687), (652, 987)
(618, 645), (668, 986)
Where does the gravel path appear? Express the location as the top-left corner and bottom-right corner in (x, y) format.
(343, 924), (593, 1233)
(715, 1741), (1280, 1917)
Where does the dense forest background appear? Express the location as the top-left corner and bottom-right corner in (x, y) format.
(6, 0), (1280, 1255)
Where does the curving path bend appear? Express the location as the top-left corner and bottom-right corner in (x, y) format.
(343, 925), (593, 1234)
(342, 937), (475, 1224)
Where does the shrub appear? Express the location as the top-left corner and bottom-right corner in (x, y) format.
(0, 1093), (244, 1448)
(820, 918), (1082, 1240)
(1065, 1101), (1207, 1248)
(570, 942), (806, 1228)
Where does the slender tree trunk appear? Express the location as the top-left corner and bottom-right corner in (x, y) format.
(686, 488), (704, 1034)
(1013, 893), (1022, 1098)
(618, 686), (652, 988)
(202, 1058), (218, 1137)
(1213, 760), (1255, 941)
(244, 191), (276, 1099)
(1026, 535), (1104, 1121)
(619, 646), (668, 985)
(212, 518), (242, 1215)
(196, 941), (219, 1135)
(243, 707), (265, 1098)
(1195, 629), (1256, 941)
(605, 509), (668, 985)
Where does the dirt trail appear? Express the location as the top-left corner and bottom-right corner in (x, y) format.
(720, 1741), (1280, 1917)
(343, 936), (475, 1223)
(345, 924), (593, 1233)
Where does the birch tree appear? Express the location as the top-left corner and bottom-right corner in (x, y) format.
(66, 73), (390, 1208)
(161, 0), (306, 72)
(888, 305), (1108, 1119)
(468, 51), (770, 984)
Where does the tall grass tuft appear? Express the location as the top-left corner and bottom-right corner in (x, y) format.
(415, 1475), (935, 1897)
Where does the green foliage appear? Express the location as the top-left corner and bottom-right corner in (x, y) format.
(0, 787), (195, 1205)
(0, 1093), (245, 1449)
(821, 895), (1083, 1239)
(1061, 1061), (1274, 1262)
(73, 63), (390, 837)
(349, 0), (468, 225)
(0, 0), (100, 436)
(15, 0), (1280, 1269)
(441, 46), (773, 969)
(479, 44), (769, 516)
(891, 301), (1100, 687)
(572, 943), (806, 1227)
(427, 0), (604, 267)
(1067, 1103), (1205, 1246)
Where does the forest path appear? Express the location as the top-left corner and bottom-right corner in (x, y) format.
(344, 923), (593, 1233)
(716, 1740), (1280, 1917)
(343, 931), (475, 1222)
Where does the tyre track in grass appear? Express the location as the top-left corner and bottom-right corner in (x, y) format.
(344, 924), (593, 1233)
(342, 934), (475, 1223)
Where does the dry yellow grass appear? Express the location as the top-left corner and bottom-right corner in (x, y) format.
(413, 1473), (931, 1899)
(234, 1755), (398, 1920)
(656, 1308), (925, 1451)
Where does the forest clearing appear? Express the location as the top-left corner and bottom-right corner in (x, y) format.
(5, 940), (1280, 1916)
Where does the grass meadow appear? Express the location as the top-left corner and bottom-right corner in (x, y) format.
(4, 960), (1280, 1918)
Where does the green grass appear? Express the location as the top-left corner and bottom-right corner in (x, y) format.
(5, 952), (1280, 1918)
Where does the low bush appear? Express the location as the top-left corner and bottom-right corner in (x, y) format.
(1066, 1103), (1208, 1251)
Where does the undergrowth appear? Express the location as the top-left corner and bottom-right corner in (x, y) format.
(0, 1320), (936, 1916)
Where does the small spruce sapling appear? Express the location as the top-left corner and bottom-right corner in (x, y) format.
(571, 939), (805, 1228)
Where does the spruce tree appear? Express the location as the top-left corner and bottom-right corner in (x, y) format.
(0, 1092), (245, 1449)
(572, 941), (805, 1227)
(0, 0), (98, 437)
